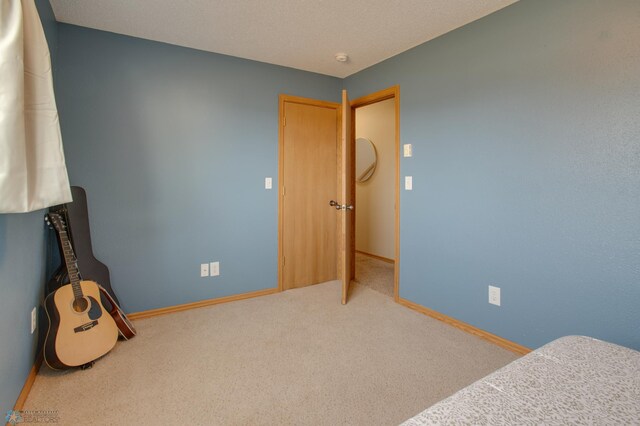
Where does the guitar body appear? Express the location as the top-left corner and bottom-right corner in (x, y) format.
(98, 285), (137, 340)
(44, 280), (119, 369)
(111, 308), (137, 341)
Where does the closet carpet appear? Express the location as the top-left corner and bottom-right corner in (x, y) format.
(355, 252), (395, 298)
(24, 281), (518, 425)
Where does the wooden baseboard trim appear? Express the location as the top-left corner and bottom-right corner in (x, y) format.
(398, 298), (531, 356)
(128, 288), (279, 320)
(12, 352), (43, 412)
(355, 250), (395, 264)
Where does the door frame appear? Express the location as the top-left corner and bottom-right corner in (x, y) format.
(277, 94), (342, 292)
(350, 86), (401, 302)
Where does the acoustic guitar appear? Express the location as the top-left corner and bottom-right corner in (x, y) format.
(44, 213), (119, 369)
(47, 186), (121, 305)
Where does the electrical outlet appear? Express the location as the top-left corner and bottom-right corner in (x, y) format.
(210, 261), (220, 277)
(265, 177), (272, 189)
(403, 144), (413, 157)
(31, 307), (37, 334)
(489, 285), (501, 306)
(200, 263), (209, 277)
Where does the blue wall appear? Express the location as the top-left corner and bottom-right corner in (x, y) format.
(345, 0), (640, 350)
(55, 24), (342, 313)
(0, 0), (58, 414)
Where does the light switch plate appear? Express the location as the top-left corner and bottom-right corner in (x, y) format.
(265, 177), (272, 189)
(403, 144), (413, 157)
(405, 176), (413, 190)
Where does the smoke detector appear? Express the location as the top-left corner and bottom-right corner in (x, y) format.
(335, 53), (349, 63)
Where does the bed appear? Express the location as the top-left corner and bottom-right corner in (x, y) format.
(401, 335), (640, 425)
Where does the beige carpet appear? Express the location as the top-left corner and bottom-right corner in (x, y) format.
(24, 281), (518, 425)
(355, 253), (395, 298)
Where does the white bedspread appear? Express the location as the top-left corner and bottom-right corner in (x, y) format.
(401, 335), (640, 425)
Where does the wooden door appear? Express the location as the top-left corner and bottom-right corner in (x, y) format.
(340, 90), (354, 304)
(280, 96), (340, 290)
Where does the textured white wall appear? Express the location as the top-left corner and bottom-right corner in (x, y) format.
(355, 98), (395, 259)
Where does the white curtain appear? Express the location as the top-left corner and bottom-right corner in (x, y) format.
(0, 0), (71, 213)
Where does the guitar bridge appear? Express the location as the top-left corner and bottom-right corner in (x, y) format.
(74, 320), (98, 333)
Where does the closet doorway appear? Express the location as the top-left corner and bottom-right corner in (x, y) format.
(351, 87), (400, 300)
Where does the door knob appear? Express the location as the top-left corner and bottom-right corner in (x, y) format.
(330, 200), (353, 211)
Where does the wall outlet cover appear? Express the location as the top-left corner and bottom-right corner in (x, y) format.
(210, 261), (220, 277)
(200, 263), (209, 277)
(489, 285), (501, 306)
(31, 307), (37, 334)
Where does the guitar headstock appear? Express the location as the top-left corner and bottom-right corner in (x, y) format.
(45, 213), (66, 233)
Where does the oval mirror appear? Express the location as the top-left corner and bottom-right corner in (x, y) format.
(356, 138), (377, 183)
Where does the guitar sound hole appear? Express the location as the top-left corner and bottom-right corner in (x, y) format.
(72, 297), (89, 313)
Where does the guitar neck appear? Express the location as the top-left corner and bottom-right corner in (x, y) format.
(58, 230), (83, 299)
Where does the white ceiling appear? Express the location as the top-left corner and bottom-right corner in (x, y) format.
(49, 0), (517, 78)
